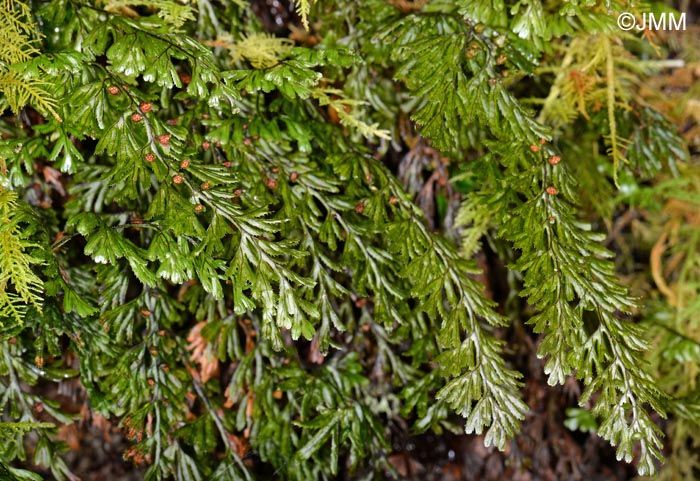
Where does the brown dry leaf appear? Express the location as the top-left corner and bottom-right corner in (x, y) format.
(386, 0), (430, 13)
(308, 333), (325, 364)
(651, 200), (700, 306)
(177, 279), (197, 302)
(245, 391), (254, 418)
(664, 198), (700, 226)
(243, 320), (257, 354)
(226, 433), (249, 458)
(686, 98), (700, 125)
(186, 321), (220, 383)
(288, 24), (320, 46)
(57, 423), (81, 451)
(223, 388), (235, 409)
(663, 67), (694, 89)
(43, 165), (66, 196)
(439, 463), (462, 481)
(91, 411), (114, 443)
(387, 452), (425, 478)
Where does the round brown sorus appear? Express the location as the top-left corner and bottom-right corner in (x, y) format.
(265, 177), (278, 189)
(131, 113), (143, 122)
(223, 161), (232, 168)
(539, 138), (547, 144)
(180, 159), (190, 169)
(145, 153), (155, 162)
(194, 204), (204, 212)
(355, 200), (365, 213)
(290, 172), (298, 181)
(201, 141), (211, 150)
(201, 182), (210, 190)
(173, 175), (183, 184)
(549, 155), (561, 165)
(157, 134), (171, 146)
(107, 86), (119, 95)
(140, 102), (152, 113)
(546, 186), (558, 195)
(530, 145), (539, 152)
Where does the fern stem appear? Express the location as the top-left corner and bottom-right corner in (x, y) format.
(604, 36), (621, 188)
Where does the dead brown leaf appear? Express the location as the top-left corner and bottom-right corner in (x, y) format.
(186, 321), (220, 383)
(57, 423), (81, 451)
(43, 166), (66, 196)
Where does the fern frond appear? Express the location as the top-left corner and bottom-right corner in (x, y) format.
(0, 421), (54, 437)
(0, 71), (62, 121)
(0, 0), (39, 65)
(455, 190), (495, 256)
(0, 0), (33, 29)
(0, 188), (44, 328)
(0, 1), (61, 122)
(313, 88), (391, 140)
(0, 29), (36, 66)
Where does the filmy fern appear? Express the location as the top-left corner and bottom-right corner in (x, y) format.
(368, 0), (675, 474)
